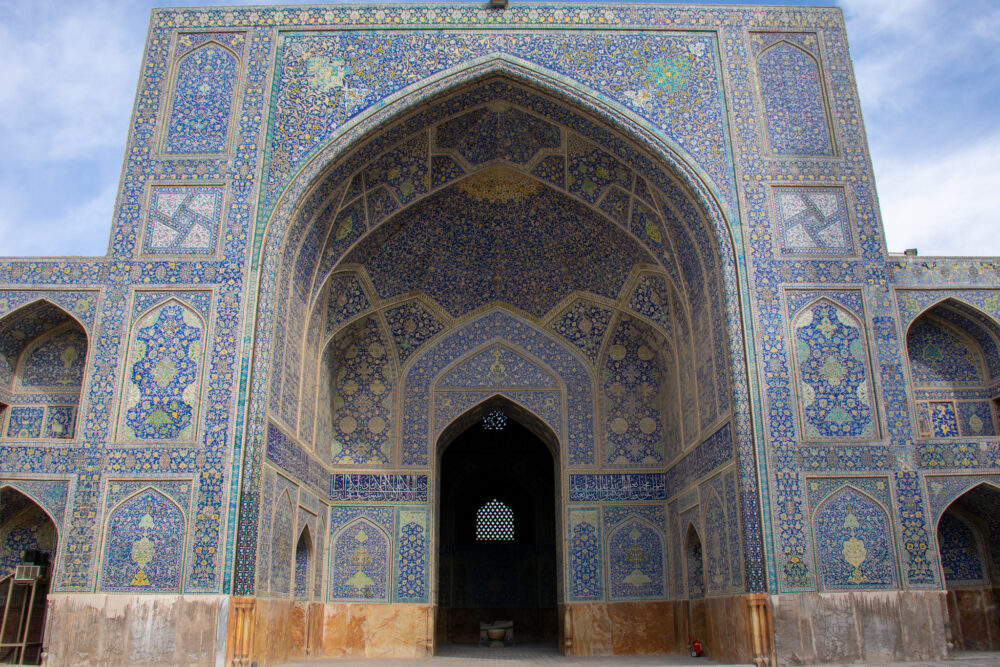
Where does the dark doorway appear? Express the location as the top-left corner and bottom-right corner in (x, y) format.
(437, 402), (558, 646)
(937, 483), (1000, 651)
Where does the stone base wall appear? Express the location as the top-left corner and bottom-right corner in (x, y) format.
(42, 593), (226, 667)
(946, 587), (1000, 651)
(226, 598), (435, 666)
(772, 590), (949, 665)
(561, 596), (768, 664)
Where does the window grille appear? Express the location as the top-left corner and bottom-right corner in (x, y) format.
(476, 499), (514, 541)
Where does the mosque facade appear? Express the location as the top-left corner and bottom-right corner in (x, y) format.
(1, 3), (999, 665)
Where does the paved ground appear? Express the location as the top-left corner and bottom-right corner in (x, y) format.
(283, 644), (1000, 666)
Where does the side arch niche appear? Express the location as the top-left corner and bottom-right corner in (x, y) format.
(812, 486), (897, 591)
(0, 300), (89, 441)
(436, 395), (560, 645)
(606, 517), (666, 600)
(906, 300), (1000, 438)
(294, 525), (313, 599)
(684, 523), (705, 601)
(329, 518), (390, 603)
(316, 314), (397, 466)
(935, 482), (1000, 651)
(100, 488), (185, 593)
(117, 300), (206, 443)
(0, 486), (58, 665)
(753, 35), (834, 156)
(791, 298), (877, 441)
(269, 492), (295, 596)
(162, 37), (242, 154)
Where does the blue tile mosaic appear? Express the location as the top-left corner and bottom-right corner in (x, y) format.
(100, 489), (185, 593)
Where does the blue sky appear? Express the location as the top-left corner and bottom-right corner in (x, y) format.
(1, 0), (997, 258)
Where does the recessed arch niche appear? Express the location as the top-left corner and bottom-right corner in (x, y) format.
(242, 70), (759, 620)
(436, 395), (561, 646)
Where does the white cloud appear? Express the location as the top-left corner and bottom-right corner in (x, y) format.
(0, 1), (141, 162)
(875, 132), (1000, 257)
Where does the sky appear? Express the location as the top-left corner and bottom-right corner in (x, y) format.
(0, 0), (997, 258)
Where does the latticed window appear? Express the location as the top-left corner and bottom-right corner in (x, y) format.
(476, 499), (514, 541)
(483, 409), (507, 430)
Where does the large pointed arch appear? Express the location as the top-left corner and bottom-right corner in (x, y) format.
(238, 60), (764, 596)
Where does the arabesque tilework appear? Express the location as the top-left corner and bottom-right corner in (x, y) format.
(1, 9), (999, 656)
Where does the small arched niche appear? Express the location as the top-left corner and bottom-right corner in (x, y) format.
(936, 483), (1000, 651)
(0, 301), (88, 441)
(906, 300), (1000, 439)
(436, 395), (561, 648)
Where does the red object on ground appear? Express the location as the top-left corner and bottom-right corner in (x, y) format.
(689, 638), (704, 657)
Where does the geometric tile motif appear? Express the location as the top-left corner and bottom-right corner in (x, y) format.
(330, 518), (389, 602)
(602, 316), (668, 466)
(344, 170), (654, 319)
(327, 317), (395, 466)
(958, 402), (997, 437)
(627, 273), (675, 337)
(143, 186), (224, 255)
(395, 509), (428, 603)
(323, 272), (371, 337)
(435, 106), (560, 167)
(5, 407), (44, 439)
(908, 318), (986, 387)
(17, 327), (87, 389)
(793, 300), (875, 439)
(930, 402), (960, 438)
(754, 35), (833, 156)
(548, 299), (613, 365)
(100, 489), (185, 593)
(704, 492), (731, 594)
(121, 302), (204, 441)
(164, 38), (242, 154)
(568, 508), (602, 601)
(383, 300), (445, 366)
(606, 518), (665, 600)
(938, 512), (987, 587)
(774, 187), (853, 256)
(813, 487), (897, 590)
(270, 494), (294, 596)
(437, 344), (556, 389)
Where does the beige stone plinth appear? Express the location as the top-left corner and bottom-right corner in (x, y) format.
(560, 595), (771, 665)
(772, 589), (949, 665)
(43, 593), (226, 667)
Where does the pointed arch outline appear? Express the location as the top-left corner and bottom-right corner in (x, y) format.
(403, 307), (593, 467)
(809, 483), (899, 591)
(604, 514), (667, 600)
(755, 39), (835, 157)
(0, 483), (62, 586)
(788, 296), (880, 441)
(701, 486), (731, 593)
(268, 488), (296, 596)
(0, 298), (91, 384)
(293, 523), (314, 598)
(238, 50), (767, 595)
(115, 297), (208, 444)
(932, 479), (1000, 527)
(0, 482), (62, 540)
(160, 38), (243, 155)
(98, 485), (188, 593)
(683, 521), (706, 600)
(329, 516), (392, 603)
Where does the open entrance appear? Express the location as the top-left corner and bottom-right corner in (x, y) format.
(0, 487), (57, 665)
(437, 398), (558, 647)
(937, 483), (1000, 651)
